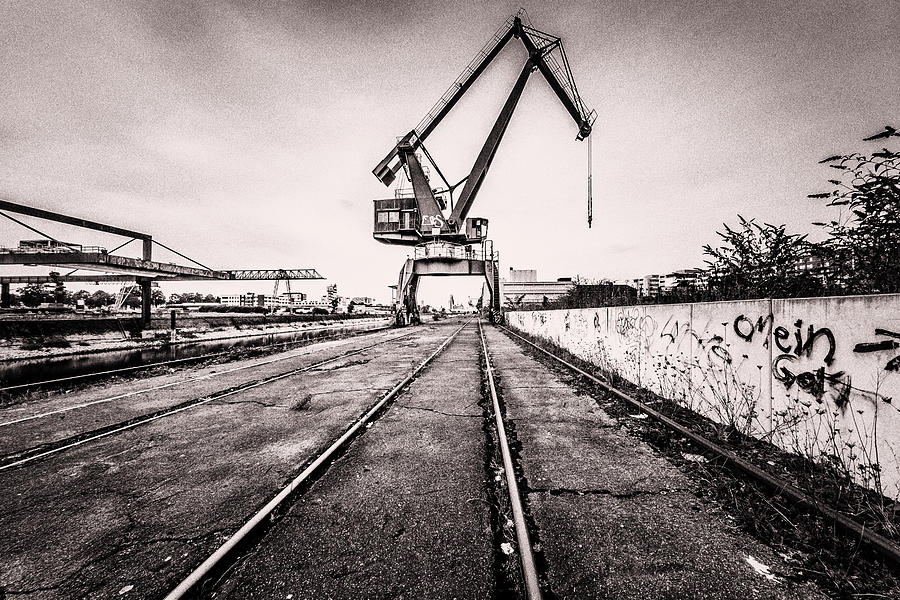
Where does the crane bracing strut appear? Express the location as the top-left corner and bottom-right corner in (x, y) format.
(372, 8), (596, 246)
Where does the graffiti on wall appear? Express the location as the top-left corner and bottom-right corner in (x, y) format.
(731, 314), (855, 408)
(509, 299), (900, 497)
(854, 328), (900, 373)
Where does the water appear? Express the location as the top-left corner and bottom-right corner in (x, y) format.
(0, 320), (388, 390)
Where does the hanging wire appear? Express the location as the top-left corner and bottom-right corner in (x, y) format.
(63, 238), (137, 276)
(587, 134), (593, 228)
(152, 239), (214, 271)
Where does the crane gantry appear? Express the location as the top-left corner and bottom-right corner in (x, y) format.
(371, 9), (596, 324)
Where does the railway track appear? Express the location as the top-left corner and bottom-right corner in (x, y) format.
(0, 329), (415, 471)
(164, 319), (473, 598)
(498, 324), (900, 568)
(1, 319), (491, 599)
(2, 320), (891, 598)
(157, 319), (546, 599)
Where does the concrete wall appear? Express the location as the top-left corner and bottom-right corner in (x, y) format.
(507, 294), (900, 498)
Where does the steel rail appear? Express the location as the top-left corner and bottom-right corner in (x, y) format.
(163, 320), (472, 600)
(500, 325), (900, 567)
(479, 322), (543, 599)
(0, 320), (392, 394)
(0, 330), (418, 471)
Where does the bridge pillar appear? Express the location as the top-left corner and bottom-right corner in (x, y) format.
(139, 278), (151, 326)
(1, 283), (9, 308)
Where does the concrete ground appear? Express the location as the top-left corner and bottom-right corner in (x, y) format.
(0, 322), (462, 599)
(216, 325), (495, 599)
(0, 319), (835, 599)
(483, 326), (827, 599)
(0, 326), (411, 459)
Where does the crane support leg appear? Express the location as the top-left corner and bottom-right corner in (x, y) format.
(395, 259), (420, 326)
(483, 257), (503, 324)
(449, 60), (534, 227)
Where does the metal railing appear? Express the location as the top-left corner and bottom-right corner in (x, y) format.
(0, 245), (107, 254)
(413, 241), (496, 262)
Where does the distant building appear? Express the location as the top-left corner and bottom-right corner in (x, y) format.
(634, 274), (661, 298)
(351, 296), (376, 306)
(792, 250), (832, 280)
(507, 268), (537, 283)
(221, 292), (266, 307)
(501, 268), (574, 306)
(660, 269), (704, 293)
(221, 292), (308, 310)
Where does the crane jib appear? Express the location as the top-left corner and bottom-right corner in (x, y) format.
(372, 8), (597, 242)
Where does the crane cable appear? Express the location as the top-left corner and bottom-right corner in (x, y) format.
(587, 133), (593, 228)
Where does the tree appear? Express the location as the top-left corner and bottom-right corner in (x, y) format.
(150, 289), (167, 306)
(87, 290), (114, 308)
(809, 139), (900, 294)
(122, 287), (142, 309)
(18, 283), (50, 307)
(703, 216), (824, 299)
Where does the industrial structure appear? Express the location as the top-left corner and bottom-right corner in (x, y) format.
(371, 9), (595, 325)
(500, 268), (575, 307)
(0, 200), (323, 325)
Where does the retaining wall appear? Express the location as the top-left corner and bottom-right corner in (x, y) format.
(506, 294), (900, 497)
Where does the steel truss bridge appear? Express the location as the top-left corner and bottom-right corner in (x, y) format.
(0, 200), (323, 324)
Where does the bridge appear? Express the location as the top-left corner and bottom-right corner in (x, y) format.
(0, 199), (323, 323)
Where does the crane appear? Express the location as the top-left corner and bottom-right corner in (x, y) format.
(371, 8), (596, 247)
(371, 9), (596, 325)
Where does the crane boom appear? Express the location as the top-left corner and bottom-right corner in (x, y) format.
(372, 8), (596, 245)
(373, 10), (595, 188)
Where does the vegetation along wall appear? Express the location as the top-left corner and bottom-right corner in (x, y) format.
(507, 294), (900, 498)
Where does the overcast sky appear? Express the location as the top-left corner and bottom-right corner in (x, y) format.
(1, 0), (897, 305)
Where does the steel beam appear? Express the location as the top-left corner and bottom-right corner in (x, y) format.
(0, 251), (229, 278)
(139, 278), (151, 324)
(0, 268), (325, 284)
(411, 258), (487, 277)
(449, 60), (534, 226)
(0, 199), (150, 241)
(225, 269), (324, 280)
(0, 275), (139, 284)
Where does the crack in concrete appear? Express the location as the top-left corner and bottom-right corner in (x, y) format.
(394, 403), (481, 418)
(310, 358), (373, 372)
(528, 486), (687, 499)
(3, 502), (227, 596)
(218, 399), (279, 408)
(307, 387), (388, 396)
